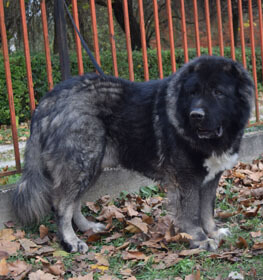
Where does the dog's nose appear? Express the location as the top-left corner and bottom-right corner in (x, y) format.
(190, 108), (205, 120)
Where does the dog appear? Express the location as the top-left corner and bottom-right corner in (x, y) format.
(13, 56), (254, 253)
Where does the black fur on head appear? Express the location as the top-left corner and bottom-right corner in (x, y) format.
(166, 56), (254, 153)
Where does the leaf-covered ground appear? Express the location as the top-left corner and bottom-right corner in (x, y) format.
(0, 158), (263, 280)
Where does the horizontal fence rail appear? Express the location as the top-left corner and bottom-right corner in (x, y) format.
(0, 0), (263, 177)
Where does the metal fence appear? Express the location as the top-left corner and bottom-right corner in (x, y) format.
(0, 0), (263, 177)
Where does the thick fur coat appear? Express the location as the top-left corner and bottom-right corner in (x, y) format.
(13, 56), (254, 253)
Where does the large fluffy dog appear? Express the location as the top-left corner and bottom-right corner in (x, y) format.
(13, 56), (254, 253)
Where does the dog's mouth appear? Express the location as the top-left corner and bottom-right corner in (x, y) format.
(197, 126), (223, 139)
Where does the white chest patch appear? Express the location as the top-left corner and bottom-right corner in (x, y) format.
(203, 152), (238, 184)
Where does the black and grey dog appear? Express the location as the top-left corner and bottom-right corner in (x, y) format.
(13, 56), (254, 253)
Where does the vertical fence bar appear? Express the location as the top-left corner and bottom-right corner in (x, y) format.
(90, 0), (101, 66)
(216, 0), (224, 56)
(166, 0), (176, 72)
(193, 0), (200, 57)
(204, 0), (212, 55)
(257, 0), (263, 81)
(180, 0), (188, 62)
(248, 0), (259, 122)
(41, 0), (53, 90)
(72, 0), (84, 75)
(123, 0), (134, 81)
(153, 0), (163, 78)
(0, 1), (21, 174)
(238, 0), (246, 68)
(107, 0), (118, 77)
(20, 0), (35, 113)
(227, 0), (235, 60)
(138, 0), (149, 80)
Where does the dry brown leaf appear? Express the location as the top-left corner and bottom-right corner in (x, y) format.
(39, 225), (49, 239)
(28, 269), (59, 280)
(69, 272), (93, 280)
(95, 254), (109, 267)
(185, 270), (201, 280)
(120, 268), (132, 276)
(97, 205), (124, 221)
(0, 258), (9, 276)
(179, 248), (204, 256)
(252, 242), (263, 250)
(0, 251), (9, 260)
(101, 245), (115, 255)
(19, 238), (38, 252)
(122, 250), (147, 260)
(8, 260), (31, 278)
(0, 240), (20, 255)
(99, 276), (113, 280)
(126, 217), (148, 234)
(236, 236), (248, 249)
(217, 211), (238, 218)
(141, 214), (154, 225)
(14, 230), (26, 239)
(0, 228), (16, 241)
(86, 202), (100, 213)
(125, 202), (139, 217)
(126, 277), (137, 280)
(166, 232), (193, 243)
(250, 231), (262, 238)
(46, 260), (65, 276)
(104, 232), (122, 243)
(248, 171), (263, 182)
(243, 205), (261, 217)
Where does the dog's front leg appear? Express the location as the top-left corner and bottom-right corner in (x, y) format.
(167, 183), (218, 251)
(200, 174), (231, 245)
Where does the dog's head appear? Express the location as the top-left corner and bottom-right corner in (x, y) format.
(166, 56), (254, 151)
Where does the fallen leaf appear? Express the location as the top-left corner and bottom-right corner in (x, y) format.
(0, 240), (20, 255)
(46, 260), (65, 276)
(39, 225), (49, 239)
(0, 251), (9, 260)
(86, 202), (100, 213)
(90, 264), (109, 272)
(8, 260), (31, 277)
(69, 272), (93, 280)
(14, 230), (26, 239)
(0, 228), (16, 241)
(126, 217), (148, 234)
(4, 221), (15, 228)
(252, 242), (263, 250)
(53, 250), (69, 257)
(179, 248), (204, 256)
(236, 236), (248, 249)
(122, 251), (147, 260)
(250, 231), (262, 238)
(97, 205), (124, 221)
(0, 258), (9, 276)
(104, 232), (122, 242)
(95, 254), (109, 267)
(28, 269), (59, 280)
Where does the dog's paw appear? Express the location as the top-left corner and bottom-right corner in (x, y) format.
(190, 238), (218, 252)
(61, 238), (89, 254)
(92, 222), (106, 233)
(210, 227), (231, 242)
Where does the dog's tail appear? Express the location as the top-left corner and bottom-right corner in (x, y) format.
(12, 138), (51, 225)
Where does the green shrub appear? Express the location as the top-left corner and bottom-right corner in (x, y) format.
(0, 47), (262, 125)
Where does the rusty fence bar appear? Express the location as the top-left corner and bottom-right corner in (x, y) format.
(72, 0), (84, 76)
(166, 0), (176, 72)
(0, 1), (21, 177)
(153, 0), (163, 79)
(204, 0), (212, 55)
(41, 0), (54, 90)
(227, 0), (235, 60)
(20, 0), (35, 113)
(180, 0), (188, 62)
(193, 0), (201, 57)
(138, 0), (149, 80)
(107, 0), (118, 77)
(1, 0), (263, 178)
(238, 0), (246, 68)
(216, 0), (224, 57)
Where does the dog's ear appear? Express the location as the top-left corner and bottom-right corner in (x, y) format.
(229, 61), (255, 107)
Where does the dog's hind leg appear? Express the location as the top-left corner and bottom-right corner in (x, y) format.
(73, 199), (106, 233)
(56, 198), (89, 253)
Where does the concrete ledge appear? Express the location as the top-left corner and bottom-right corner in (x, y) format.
(0, 131), (262, 229)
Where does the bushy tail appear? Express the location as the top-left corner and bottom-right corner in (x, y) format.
(12, 140), (51, 225)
